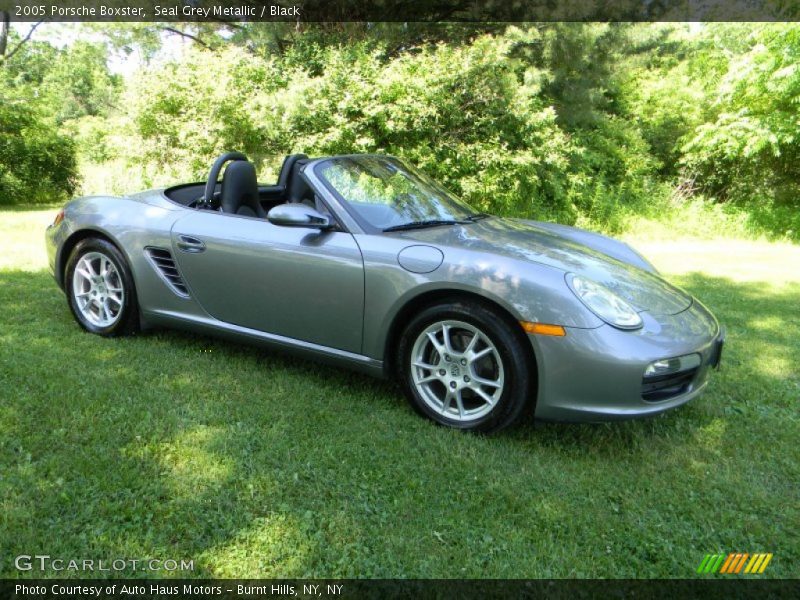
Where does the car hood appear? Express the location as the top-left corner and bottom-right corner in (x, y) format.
(390, 217), (692, 316)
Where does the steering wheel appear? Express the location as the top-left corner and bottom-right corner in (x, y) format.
(203, 152), (248, 208)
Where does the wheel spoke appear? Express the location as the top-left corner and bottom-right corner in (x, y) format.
(471, 346), (493, 360)
(413, 360), (438, 371)
(441, 390), (454, 414)
(441, 324), (455, 353)
(472, 374), (502, 389)
(473, 386), (496, 407)
(413, 359), (441, 385)
(76, 267), (93, 281)
(465, 331), (480, 354)
(454, 390), (465, 417)
(426, 331), (445, 355)
(107, 294), (122, 306)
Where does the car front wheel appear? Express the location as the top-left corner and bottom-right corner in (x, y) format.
(65, 238), (139, 336)
(397, 301), (532, 433)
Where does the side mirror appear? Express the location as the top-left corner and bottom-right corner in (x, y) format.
(267, 204), (333, 230)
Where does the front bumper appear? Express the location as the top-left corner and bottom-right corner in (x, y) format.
(530, 299), (722, 422)
(45, 220), (70, 290)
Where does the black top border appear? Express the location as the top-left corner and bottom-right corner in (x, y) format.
(1, 0), (799, 22)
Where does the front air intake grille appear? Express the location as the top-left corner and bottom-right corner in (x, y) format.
(145, 247), (190, 297)
(641, 368), (699, 402)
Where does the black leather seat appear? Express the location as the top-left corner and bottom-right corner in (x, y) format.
(220, 160), (264, 217)
(277, 153), (309, 190)
(276, 153), (316, 207)
(286, 159), (315, 206)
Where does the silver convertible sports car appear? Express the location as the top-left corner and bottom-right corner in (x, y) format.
(46, 153), (724, 432)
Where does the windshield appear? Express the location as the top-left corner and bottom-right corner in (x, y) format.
(314, 155), (478, 232)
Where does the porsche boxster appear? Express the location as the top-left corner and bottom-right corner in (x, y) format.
(45, 152), (724, 432)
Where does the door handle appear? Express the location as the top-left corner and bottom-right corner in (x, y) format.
(177, 235), (206, 253)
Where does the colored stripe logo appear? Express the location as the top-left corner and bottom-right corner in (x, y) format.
(697, 553), (773, 574)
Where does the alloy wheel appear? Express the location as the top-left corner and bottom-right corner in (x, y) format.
(71, 251), (125, 328)
(410, 319), (505, 422)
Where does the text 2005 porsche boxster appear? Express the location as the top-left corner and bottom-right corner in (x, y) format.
(46, 153), (724, 432)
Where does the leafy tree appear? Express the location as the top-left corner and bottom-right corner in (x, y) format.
(37, 41), (121, 123)
(3, 21), (799, 239)
(0, 92), (78, 205)
(682, 24), (800, 203)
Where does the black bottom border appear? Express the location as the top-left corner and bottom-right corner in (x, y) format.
(2, 579), (799, 600)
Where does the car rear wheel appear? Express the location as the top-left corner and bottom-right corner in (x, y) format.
(397, 301), (532, 433)
(65, 238), (139, 336)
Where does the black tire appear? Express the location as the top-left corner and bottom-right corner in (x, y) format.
(65, 237), (140, 337)
(396, 300), (532, 433)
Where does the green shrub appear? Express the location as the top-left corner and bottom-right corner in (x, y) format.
(59, 23), (800, 240)
(120, 31), (666, 230)
(681, 25), (800, 207)
(0, 95), (78, 205)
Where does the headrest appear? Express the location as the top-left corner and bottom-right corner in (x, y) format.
(220, 160), (261, 216)
(278, 154), (309, 189)
(288, 159), (312, 204)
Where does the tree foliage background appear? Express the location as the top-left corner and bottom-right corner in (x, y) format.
(1, 22), (798, 239)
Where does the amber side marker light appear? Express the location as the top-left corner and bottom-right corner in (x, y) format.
(53, 209), (65, 227)
(520, 321), (566, 336)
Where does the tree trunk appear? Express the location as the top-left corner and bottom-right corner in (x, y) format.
(1, 21), (41, 65)
(0, 11), (10, 58)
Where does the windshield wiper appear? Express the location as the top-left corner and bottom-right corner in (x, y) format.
(465, 212), (491, 222)
(382, 219), (469, 232)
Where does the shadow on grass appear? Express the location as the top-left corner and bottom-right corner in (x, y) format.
(1, 268), (797, 578)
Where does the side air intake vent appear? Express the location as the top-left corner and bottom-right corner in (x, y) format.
(145, 247), (190, 297)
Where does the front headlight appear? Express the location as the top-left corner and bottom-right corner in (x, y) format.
(567, 274), (643, 330)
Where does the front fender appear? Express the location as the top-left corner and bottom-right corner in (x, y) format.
(357, 232), (603, 360)
(526, 221), (658, 274)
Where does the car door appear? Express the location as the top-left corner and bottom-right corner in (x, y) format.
(170, 210), (364, 353)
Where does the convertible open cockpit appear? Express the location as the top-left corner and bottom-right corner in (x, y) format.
(164, 153), (321, 216)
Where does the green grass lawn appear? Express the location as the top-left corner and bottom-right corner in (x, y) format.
(0, 206), (797, 579)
